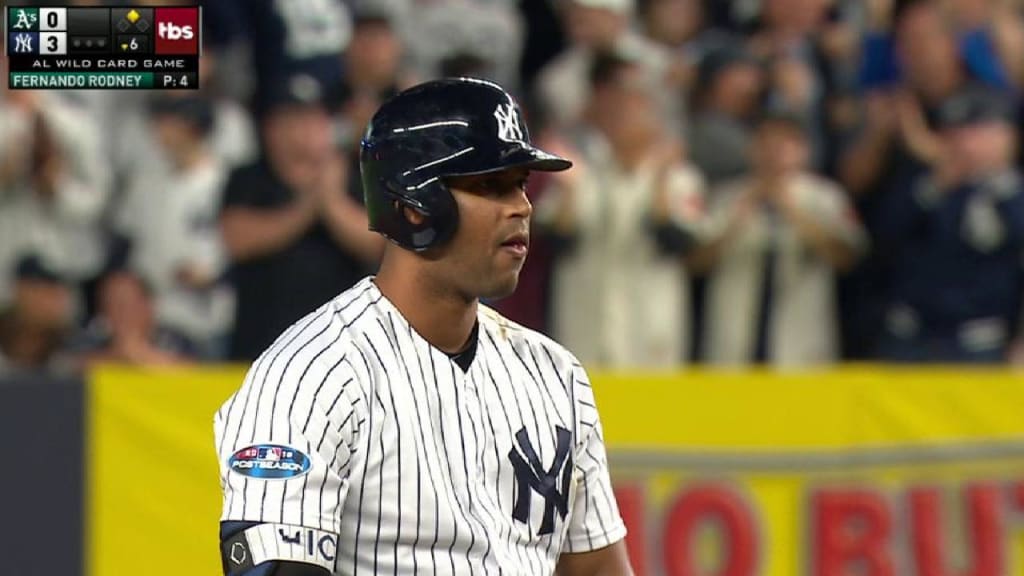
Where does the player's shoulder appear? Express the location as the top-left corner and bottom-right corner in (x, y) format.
(478, 305), (583, 375)
(247, 278), (384, 380)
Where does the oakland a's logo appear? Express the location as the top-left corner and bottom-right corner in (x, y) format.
(494, 102), (525, 144)
(508, 426), (572, 535)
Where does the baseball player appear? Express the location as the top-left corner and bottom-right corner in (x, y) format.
(214, 78), (631, 575)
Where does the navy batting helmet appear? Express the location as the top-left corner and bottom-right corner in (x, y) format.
(360, 77), (572, 251)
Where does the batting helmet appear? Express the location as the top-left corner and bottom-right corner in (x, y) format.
(360, 77), (572, 251)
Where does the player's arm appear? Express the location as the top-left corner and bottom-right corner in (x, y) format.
(558, 362), (633, 575)
(556, 540), (633, 576)
(223, 559), (328, 576)
(215, 344), (365, 575)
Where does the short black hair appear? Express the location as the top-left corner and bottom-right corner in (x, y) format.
(696, 41), (760, 89)
(893, 0), (937, 25)
(254, 74), (328, 121)
(755, 106), (809, 136)
(14, 255), (62, 284)
(588, 50), (636, 90)
(149, 95), (215, 137)
(351, 3), (395, 29)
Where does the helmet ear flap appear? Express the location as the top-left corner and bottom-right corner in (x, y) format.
(380, 177), (460, 251)
(391, 197), (435, 245)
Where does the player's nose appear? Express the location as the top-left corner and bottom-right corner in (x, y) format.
(509, 187), (532, 220)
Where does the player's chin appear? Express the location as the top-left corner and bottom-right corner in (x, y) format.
(480, 269), (521, 300)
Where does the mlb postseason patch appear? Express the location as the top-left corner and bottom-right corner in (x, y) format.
(228, 444), (311, 480)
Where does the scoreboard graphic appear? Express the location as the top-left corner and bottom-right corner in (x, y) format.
(5, 6), (200, 90)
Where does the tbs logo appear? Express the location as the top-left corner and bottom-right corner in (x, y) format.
(158, 22), (193, 40)
(154, 7), (199, 55)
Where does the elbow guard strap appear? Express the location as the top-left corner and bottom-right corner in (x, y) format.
(221, 523), (338, 575)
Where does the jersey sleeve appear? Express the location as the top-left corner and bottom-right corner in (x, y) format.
(214, 336), (367, 537)
(563, 363), (627, 553)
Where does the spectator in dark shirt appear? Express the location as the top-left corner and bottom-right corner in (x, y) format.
(220, 75), (382, 360)
(837, 0), (1017, 358)
(687, 42), (765, 187)
(877, 85), (1024, 363)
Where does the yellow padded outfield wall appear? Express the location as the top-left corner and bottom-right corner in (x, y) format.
(88, 366), (1024, 576)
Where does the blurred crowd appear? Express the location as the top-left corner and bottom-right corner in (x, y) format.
(2, 0), (1024, 375)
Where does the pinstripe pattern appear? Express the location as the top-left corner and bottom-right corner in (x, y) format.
(215, 278), (626, 574)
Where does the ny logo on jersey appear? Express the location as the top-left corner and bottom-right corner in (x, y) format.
(508, 425), (572, 535)
(494, 102), (525, 144)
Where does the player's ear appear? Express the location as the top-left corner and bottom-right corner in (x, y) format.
(400, 203), (427, 226)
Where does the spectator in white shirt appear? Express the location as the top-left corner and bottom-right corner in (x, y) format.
(537, 52), (707, 368)
(112, 95), (233, 359)
(0, 89), (111, 314)
(692, 109), (866, 367)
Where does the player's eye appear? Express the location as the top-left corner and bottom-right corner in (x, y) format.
(476, 177), (505, 196)
(452, 174), (527, 197)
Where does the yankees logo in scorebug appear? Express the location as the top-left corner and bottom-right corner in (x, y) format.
(508, 425), (573, 535)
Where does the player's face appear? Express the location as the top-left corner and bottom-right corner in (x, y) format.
(442, 168), (533, 300)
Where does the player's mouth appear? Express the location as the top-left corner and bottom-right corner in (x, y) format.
(500, 232), (529, 258)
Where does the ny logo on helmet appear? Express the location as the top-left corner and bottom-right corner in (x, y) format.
(494, 102), (525, 144)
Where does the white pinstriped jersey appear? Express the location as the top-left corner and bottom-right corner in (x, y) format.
(214, 277), (626, 575)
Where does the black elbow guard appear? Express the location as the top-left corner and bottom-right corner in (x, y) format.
(221, 522), (336, 576)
